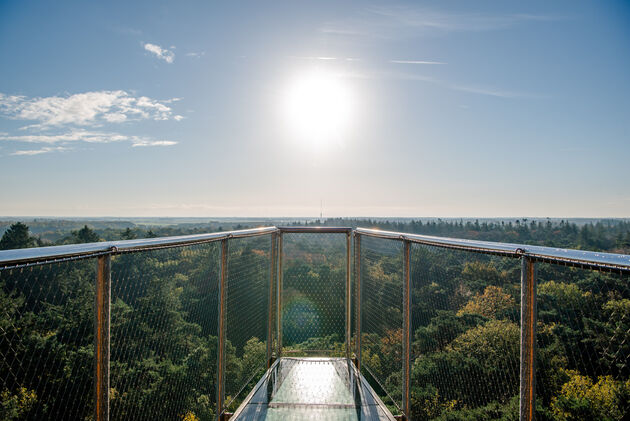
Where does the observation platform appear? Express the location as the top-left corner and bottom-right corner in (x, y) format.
(231, 357), (396, 420)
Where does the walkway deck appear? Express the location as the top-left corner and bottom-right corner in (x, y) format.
(231, 357), (396, 420)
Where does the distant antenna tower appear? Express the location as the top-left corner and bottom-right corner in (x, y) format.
(320, 199), (323, 220)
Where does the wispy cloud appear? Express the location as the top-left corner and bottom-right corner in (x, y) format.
(186, 51), (205, 58)
(0, 90), (181, 156)
(0, 129), (178, 154)
(291, 55), (354, 61)
(448, 83), (545, 99)
(113, 27), (143, 37)
(11, 146), (68, 156)
(0, 91), (180, 128)
(144, 43), (175, 63)
(350, 70), (542, 99)
(390, 60), (446, 65)
(322, 7), (563, 39)
(0, 129), (128, 144)
(368, 6), (561, 32)
(132, 139), (178, 147)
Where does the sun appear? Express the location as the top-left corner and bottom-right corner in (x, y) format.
(282, 70), (354, 146)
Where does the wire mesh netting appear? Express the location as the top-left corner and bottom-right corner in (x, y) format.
(224, 235), (272, 413)
(281, 233), (348, 356)
(3, 228), (629, 421)
(0, 259), (96, 420)
(535, 264), (630, 420)
(359, 236), (403, 414)
(409, 244), (521, 419)
(109, 243), (220, 421)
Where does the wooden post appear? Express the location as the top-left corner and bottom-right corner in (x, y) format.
(520, 257), (537, 421)
(95, 255), (111, 421)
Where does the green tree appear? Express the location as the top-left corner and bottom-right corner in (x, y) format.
(457, 285), (516, 320)
(0, 387), (37, 420)
(551, 371), (630, 421)
(412, 319), (520, 415)
(0, 222), (36, 250)
(121, 227), (136, 240)
(71, 225), (100, 243)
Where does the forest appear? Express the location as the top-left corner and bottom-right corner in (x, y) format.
(1, 218), (629, 420)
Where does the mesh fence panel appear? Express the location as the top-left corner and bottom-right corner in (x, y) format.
(408, 244), (521, 419)
(535, 264), (630, 420)
(224, 235), (272, 412)
(0, 259), (96, 420)
(360, 236), (403, 413)
(3, 229), (628, 421)
(110, 243), (220, 421)
(281, 233), (347, 356)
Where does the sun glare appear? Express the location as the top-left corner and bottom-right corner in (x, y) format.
(282, 70), (354, 146)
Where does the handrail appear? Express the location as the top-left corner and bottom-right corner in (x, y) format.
(1, 225), (628, 273)
(0, 226), (278, 267)
(277, 226), (353, 233)
(355, 227), (630, 273)
(355, 228), (522, 256)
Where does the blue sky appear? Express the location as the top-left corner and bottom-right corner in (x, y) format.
(0, 0), (629, 217)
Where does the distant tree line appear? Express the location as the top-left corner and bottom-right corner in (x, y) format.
(2, 218), (629, 253)
(296, 218), (630, 252)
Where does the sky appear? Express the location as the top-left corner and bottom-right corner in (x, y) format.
(0, 0), (629, 218)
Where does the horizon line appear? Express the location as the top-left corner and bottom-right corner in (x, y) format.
(1, 215), (629, 220)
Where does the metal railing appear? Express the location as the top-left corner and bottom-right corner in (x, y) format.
(354, 228), (630, 420)
(1, 226), (628, 420)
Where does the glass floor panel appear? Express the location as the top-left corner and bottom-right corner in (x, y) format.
(231, 357), (396, 421)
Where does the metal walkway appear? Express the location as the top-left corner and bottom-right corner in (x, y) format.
(231, 358), (396, 420)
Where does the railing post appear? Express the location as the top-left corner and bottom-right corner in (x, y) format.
(267, 233), (277, 368)
(276, 232), (283, 358)
(95, 254), (111, 421)
(217, 239), (229, 420)
(402, 240), (411, 419)
(345, 231), (352, 359)
(520, 257), (537, 421)
(354, 232), (362, 371)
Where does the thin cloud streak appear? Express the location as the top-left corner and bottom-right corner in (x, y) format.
(322, 7), (564, 39)
(291, 55), (341, 61)
(11, 146), (68, 156)
(348, 70), (542, 99)
(390, 60), (446, 65)
(0, 129), (178, 155)
(144, 43), (175, 63)
(368, 6), (563, 32)
(0, 129), (129, 144)
(449, 84), (547, 99)
(132, 139), (178, 147)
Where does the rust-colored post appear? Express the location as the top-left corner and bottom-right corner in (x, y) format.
(95, 254), (111, 421)
(354, 233), (362, 371)
(267, 233), (277, 367)
(345, 231), (352, 359)
(520, 257), (537, 421)
(217, 239), (229, 420)
(276, 233), (283, 357)
(402, 240), (411, 419)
